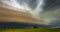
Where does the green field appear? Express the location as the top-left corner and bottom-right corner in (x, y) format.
(0, 28), (60, 32)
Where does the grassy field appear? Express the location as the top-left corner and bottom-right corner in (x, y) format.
(0, 28), (60, 32)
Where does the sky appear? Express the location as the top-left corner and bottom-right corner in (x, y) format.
(16, 0), (60, 26)
(0, 0), (60, 27)
(1, 0), (60, 11)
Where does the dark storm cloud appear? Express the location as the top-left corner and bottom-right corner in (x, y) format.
(43, 0), (60, 11)
(16, 0), (38, 10)
(16, 0), (60, 11)
(16, 0), (60, 26)
(41, 0), (60, 27)
(0, 0), (60, 28)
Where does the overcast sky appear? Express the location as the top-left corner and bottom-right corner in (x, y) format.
(0, 0), (60, 27)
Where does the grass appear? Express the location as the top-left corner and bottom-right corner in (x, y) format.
(0, 28), (60, 32)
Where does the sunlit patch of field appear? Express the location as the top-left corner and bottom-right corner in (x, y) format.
(0, 28), (60, 32)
